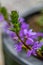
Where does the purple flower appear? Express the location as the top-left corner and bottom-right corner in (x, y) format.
(4, 29), (18, 39)
(37, 32), (43, 37)
(9, 31), (17, 38)
(21, 22), (29, 29)
(19, 30), (24, 38)
(32, 49), (37, 56)
(23, 29), (28, 35)
(26, 38), (34, 45)
(1, 13), (43, 57)
(32, 41), (40, 50)
(31, 35), (38, 39)
(23, 29), (37, 39)
(27, 49), (37, 57)
(28, 29), (37, 36)
(0, 14), (4, 21)
(18, 18), (25, 23)
(19, 30), (24, 41)
(2, 21), (9, 29)
(15, 44), (22, 52)
(27, 50), (32, 57)
(21, 38), (24, 41)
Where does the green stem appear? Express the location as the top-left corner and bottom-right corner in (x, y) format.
(16, 33), (43, 58)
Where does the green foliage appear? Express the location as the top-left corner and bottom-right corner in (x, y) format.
(41, 46), (43, 51)
(40, 29), (43, 33)
(0, 7), (1, 12)
(10, 11), (19, 24)
(38, 37), (42, 41)
(37, 16), (43, 26)
(37, 15), (43, 33)
(10, 28), (16, 32)
(0, 6), (20, 33)
(0, 7), (8, 20)
(10, 11), (20, 33)
(41, 9), (43, 14)
(40, 38), (43, 42)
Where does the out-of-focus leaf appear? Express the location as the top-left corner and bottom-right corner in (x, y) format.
(37, 16), (43, 26)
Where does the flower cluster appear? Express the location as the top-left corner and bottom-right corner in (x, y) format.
(0, 7), (43, 58)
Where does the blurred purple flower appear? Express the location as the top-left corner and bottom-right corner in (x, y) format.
(31, 35), (38, 39)
(32, 41), (41, 50)
(0, 14), (4, 21)
(15, 44), (22, 52)
(23, 29), (37, 39)
(2, 21), (9, 29)
(23, 29), (28, 35)
(26, 38), (34, 45)
(21, 22), (29, 29)
(27, 49), (37, 57)
(9, 31), (17, 38)
(4, 29), (18, 39)
(27, 50), (32, 57)
(28, 29), (37, 36)
(1, 14), (43, 57)
(32, 49), (37, 56)
(37, 32), (43, 37)
(18, 17), (25, 23)
(19, 30), (24, 38)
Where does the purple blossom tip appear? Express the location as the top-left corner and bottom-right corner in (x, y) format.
(27, 50), (32, 57)
(18, 17), (25, 23)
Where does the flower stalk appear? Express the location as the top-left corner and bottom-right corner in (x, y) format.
(0, 6), (43, 59)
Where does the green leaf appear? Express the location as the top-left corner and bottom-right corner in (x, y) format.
(40, 29), (43, 33)
(10, 28), (16, 32)
(41, 9), (43, 14)
(0, 7), (1, 13)
(37, 16), (43, 26)
(10, 10), (20, 33)
(1, 7), (8, 20)
(38, 37), (42, 41)
(40, 38), (43, 42)
(41, 46), (43, 51)
(10, 11), (19, 24)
